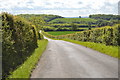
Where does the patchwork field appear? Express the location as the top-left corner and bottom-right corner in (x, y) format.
(47, 31), (79, 35)
(49, 18), (97, 24)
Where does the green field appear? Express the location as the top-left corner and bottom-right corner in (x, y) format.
(50, 23), (96, 27)
(50, 23), (96, 26)
(47, 31), (79, 35)
(49, 18), (97, 23)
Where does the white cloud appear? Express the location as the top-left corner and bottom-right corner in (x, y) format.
(0, 0), (119, 17)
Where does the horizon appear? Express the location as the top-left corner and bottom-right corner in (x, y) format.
(1, 12), (117, 18)
(0, 0), (119, 17)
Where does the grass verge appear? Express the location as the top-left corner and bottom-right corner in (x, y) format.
(8, 39), (48, 78)
(43, 33), (118, 58)
(63, 39), (119, 58)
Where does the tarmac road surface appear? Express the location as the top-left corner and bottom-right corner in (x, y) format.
(31, 37), (118, 78)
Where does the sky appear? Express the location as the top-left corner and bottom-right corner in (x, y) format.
(0, 0), (119, 17)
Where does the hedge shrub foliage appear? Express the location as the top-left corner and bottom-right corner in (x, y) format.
(42, 24), (120, 46)
(2, 12), (40, 78)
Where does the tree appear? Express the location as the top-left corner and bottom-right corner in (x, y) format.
(71, 23), (78, 31)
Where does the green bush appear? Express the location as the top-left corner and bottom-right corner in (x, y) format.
(2, 12), (38, 78)
(42, 26), (56, 31)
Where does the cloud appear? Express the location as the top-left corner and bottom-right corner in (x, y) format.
(0, 0), (119, 17)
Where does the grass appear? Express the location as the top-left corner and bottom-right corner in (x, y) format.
(43, 32), (118, 58)
(47, 31), (80, 35)
(49, 18), (97, 23)
(8, 39), (48, 78)
(50, 23), (96, 27)
(63, 39), (119, 58)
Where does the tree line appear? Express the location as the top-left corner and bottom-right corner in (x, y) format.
(89, 14), (119, 20)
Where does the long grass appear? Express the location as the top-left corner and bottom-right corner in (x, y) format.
(63, 39), (119, 58)
(8, 39), (48, 78)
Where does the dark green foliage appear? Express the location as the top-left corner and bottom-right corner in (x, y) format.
(42, 25), (85, 31)
(38, 32), (44, 40)
(71, 23), (78, 31)
(88, 22), (92, 30)
(18, 14), (46, 30)
(18, 14), (48, 40)
(56, 27), (71, 31)
(43, 24), (96, 31)
(39, 33), (44, 40)
(79, 16), (81, 18)
(2, 13), (38, 78)
(50, 24), (96, 28)
(42, 26), (56, 31)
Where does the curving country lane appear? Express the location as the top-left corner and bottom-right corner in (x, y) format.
(31, 36), (118, 78)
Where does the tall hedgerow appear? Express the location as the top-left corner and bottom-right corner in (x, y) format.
(2, 12), (38, 78)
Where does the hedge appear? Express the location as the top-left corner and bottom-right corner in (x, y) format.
(42, 24), (120, 46)
(2, 13), (39, 78)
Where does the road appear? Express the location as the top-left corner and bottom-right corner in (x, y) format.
(31, 37), (118, 78)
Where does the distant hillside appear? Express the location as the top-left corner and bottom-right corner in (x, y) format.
(48, 18), (97, 24)
(18, 14), (119, 32)
(89, 14), (120, 20)
(18, 14), (63, 22)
